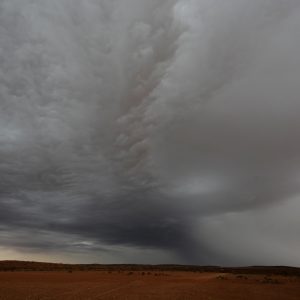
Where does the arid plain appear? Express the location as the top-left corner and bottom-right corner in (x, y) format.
(0, 262), (299, 299)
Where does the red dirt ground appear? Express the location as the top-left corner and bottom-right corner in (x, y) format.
(0, 271), (299, 300)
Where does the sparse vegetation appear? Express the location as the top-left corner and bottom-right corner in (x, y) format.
(0, 261), (299, 277)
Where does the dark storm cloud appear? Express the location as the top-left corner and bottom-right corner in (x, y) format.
(1, 0), (300, 265)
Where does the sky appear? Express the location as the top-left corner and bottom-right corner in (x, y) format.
(0, 0), (300, 266)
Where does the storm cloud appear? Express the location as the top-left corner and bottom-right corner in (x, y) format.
(1, 0), (300, 265)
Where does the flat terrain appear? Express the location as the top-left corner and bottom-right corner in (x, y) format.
(0, 270), (300, 300)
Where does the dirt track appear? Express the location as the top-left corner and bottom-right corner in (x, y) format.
(0, 271), (299, 299)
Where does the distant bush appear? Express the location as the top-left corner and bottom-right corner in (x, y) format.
(260, 276), (281, 284)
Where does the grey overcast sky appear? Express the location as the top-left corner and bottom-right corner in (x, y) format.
(1, 0), (300, 265)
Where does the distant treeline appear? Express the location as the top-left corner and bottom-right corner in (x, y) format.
(0, 261), (299, 276)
